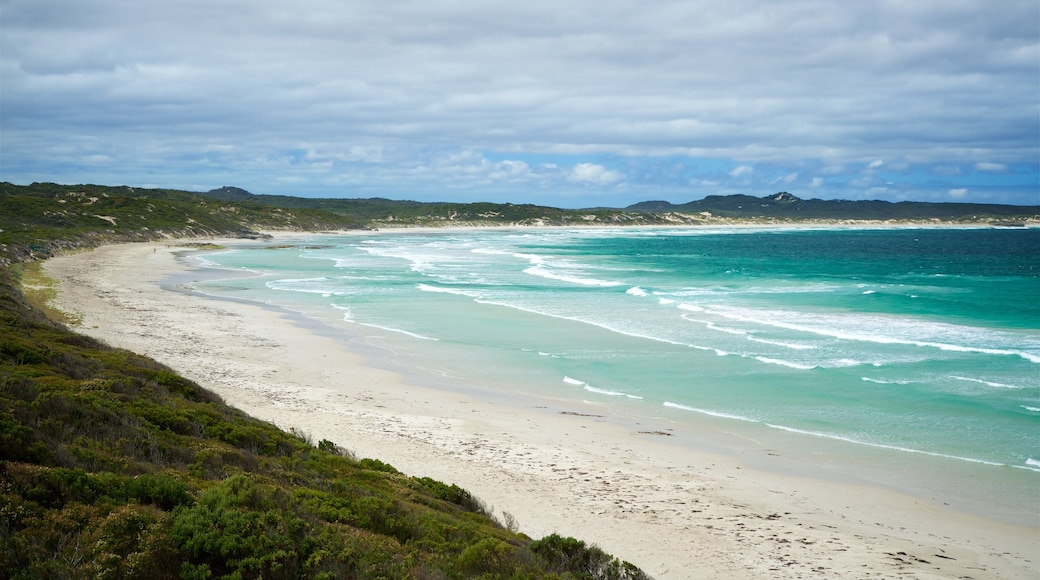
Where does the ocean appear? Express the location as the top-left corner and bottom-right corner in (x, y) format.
(185, 226), (1039, 522)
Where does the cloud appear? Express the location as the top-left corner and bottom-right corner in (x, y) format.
(1, 0), (1038, 205)
(810, 177), (823, 187)
(868, 160), (884, 169)
(974, 162), (1007, 172)
(948, 188), (969, 199)
(568, 163), (624, 184)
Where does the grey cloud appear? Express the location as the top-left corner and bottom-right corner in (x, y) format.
(1, 0), (1037, 204)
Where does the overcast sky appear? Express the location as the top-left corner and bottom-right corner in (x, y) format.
(2, 0), (1038, 207)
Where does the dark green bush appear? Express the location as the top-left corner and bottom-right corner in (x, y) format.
(0, 249), (651, 579)
(531, 533), (651, 580)
(357, 457), (399, 474)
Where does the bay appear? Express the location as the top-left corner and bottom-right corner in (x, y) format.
(188, 226), (1040, 522)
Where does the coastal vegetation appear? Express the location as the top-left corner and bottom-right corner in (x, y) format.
(0, 182), (653, 578)
(0, 270), (650, 579)
(0, 182), (362, 266)
(198, 186), (1040, 227)
(4, 181), (1036, 267)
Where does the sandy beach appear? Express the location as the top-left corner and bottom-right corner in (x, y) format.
(43, 236), (1038, 579)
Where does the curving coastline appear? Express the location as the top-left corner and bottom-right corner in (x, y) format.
(43, 235), (1038, 579)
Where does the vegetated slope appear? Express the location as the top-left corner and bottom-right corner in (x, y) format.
(202, 186), (1040, 225)
(0, 182), (651, 578)
(0, 182), (365, 266)
(199, 186), (666, 226)
(0, 267), (650, 579)
(627, 192), (1040, 222)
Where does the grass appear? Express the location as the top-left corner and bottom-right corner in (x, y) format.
(10, 261), (82, 326)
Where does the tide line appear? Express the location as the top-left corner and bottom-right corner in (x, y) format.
(662, 402), (1036, 472)
(354, 321), (438, 341)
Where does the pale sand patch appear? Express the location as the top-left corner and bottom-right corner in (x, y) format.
(43, 239), (1038, 579)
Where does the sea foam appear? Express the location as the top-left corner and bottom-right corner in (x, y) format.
(753, 356), (817, 370)
(417, 283), (482, 298)
(522, 265), (623, 287)
(585, 386), (643, 399)
(663, 402), (756, 422)
(950, 376), (1024, 389)
(705, 306), (1040, 364)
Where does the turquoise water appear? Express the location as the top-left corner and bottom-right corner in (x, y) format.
(189, 226), (1039, 517)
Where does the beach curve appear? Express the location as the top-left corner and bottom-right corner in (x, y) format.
(42, 235), (1038, 579)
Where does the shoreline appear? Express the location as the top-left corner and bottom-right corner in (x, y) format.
(43, 235), (1038, 579)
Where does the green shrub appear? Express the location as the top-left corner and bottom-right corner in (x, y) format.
(0, 337), (48, 365)
(457, 537), (520, 575)
(0, 260), (651, 580)
(121, 473), (194, 510)
(170, 476), (305, 579)
(530, 533), (651, 580)
(357, 457), (399, 474)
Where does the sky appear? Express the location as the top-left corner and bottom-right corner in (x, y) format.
(1, 0), (1038, 208)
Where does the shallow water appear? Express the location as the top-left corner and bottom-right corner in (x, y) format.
(188, 226), (1040, 523)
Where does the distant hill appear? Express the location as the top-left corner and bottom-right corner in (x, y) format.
(204, 185), (257, 201)
(199, 187), (1039, 226)
(627, 192), (1038, 223)
(0, 182), (365, 266)
(4, 181), (1037, 268)
(195, 187), (658, 226)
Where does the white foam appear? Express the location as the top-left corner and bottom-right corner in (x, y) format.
(663, 402), (757, 422)
(828, 358), (867, 368)
(1021, 406), (1040, 412)
(861, 377), (912, 385)
(626, 286), (648, 297)
(476, 248), (627, 287)
(950, 376), (1024, 389)
(191, 251), (262, 274)
(664, 402), (1031, 471)
(704, 321), (748, 335)
(746, 336), (817, 350)
(563, 376), (586, 386)
(474, 298), (710, 352)
(585, 385), (643, 399)
(355, 322), (438, 341)
(522, 265), (624, 287)
(706, 306), (1040, 364)
(267, 278), (348, 296)
(681, 314), (750, 336)
(470, 247), (512, 256)
(416, 283), (482, 298)
(761, 423), (1011, 468)
(754, 356), (817, 370)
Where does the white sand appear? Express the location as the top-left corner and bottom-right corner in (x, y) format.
(43, 238), (1038, 579)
